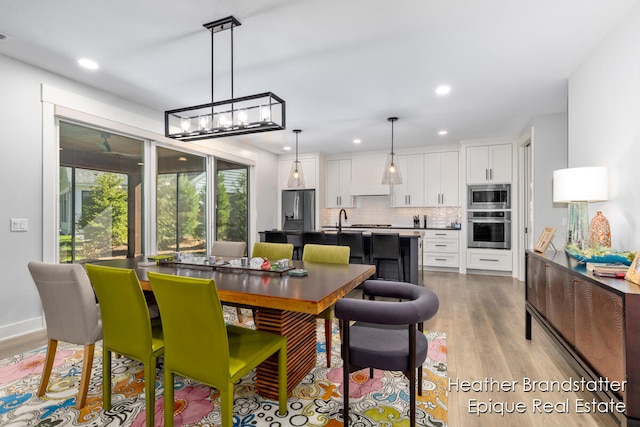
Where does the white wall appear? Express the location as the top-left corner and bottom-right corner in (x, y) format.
(532, 113), (568, 248)
(0, 54), (279, 340)
(0, 56), (47, 337)
(252, 150), (280, 241)
(568, 2), (640, 251)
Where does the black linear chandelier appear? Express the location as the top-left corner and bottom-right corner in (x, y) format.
(164, 16), (286, 141)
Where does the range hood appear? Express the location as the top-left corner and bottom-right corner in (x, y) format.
(350, 152), (391, 196)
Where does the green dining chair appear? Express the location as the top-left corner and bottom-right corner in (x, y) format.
(84, 264), (164, 427)
(251, 242), (294, 260)
(301, 243), (350, 367)
(147, 272), (288, 427)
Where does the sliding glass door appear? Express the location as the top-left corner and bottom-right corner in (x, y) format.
(58, 122), (249, 262)
(215, 159), (249, 245)
(59, 122), (144, 262)
(156, 147), (207, 255)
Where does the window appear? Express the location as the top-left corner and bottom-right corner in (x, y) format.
(216, 159), (248, 245)
(59, 122), (144, 262)
(156, 147), (207, 255)
(57, 121), (249, 262)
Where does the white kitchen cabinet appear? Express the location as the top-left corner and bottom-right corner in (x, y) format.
(425, 151), (459, 207)
(423, 229), (459, 268)
(390, 154), (424, 207)
(466, 144), (512, 184)
(280, 156), (317, 189)
(466, 248), (512, 271)
(326, 159), (352, 208)
(350, 152), (390, 195)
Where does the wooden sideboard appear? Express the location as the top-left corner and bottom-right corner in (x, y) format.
(526, 250), (640, 426)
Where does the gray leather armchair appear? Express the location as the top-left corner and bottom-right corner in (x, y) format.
(335, 279), (439, 426)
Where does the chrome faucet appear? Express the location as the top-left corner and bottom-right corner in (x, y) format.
(338, 209), (348, 232)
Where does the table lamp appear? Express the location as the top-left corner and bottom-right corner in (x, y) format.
(553, 166), (608, 250)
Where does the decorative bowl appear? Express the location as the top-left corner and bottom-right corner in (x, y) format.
(564, 245), (635, 265)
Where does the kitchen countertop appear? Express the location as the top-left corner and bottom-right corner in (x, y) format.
(321, 225), (460, 231)
(263, 229), (425, 237)
(259, 229), (424, 284)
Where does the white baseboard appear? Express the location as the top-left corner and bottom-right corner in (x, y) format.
(0, 316), (44, 341)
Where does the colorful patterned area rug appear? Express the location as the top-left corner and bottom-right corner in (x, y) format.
(0, 309), (447, 426)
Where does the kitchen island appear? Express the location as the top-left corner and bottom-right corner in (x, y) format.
(259, 228), (423, 284)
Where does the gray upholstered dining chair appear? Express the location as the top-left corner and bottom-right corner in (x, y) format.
(335, 280), (439, 426)
(27, 261), (103, 409)
(211, 240), (249, 322)
(210, 240), (247, 257)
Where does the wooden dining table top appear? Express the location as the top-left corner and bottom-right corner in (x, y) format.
(91, 258), (375, 315)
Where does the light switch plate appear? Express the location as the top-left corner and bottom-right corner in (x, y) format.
(10, 218), (28, 232)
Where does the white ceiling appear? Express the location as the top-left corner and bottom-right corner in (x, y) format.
(1, 0), (637, 155)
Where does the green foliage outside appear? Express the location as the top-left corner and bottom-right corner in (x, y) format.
(216, 170), (247, 244)
(65, 168), (247, 259)
(78, 173), (128, 258)
(216, 177), (231, 239)
(157, 173), (204, 251)
(228, 172), (248, 242)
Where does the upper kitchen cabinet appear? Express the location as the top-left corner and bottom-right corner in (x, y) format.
(326, 159), (352, 208)
(279, 156), (317, 190)
(466, 143), (512, 184)
(425, 151), (459, 207)
(350, 152), (391, 196)
(391, 154), (424, 207)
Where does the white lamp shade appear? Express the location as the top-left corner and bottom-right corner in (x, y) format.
(553, 167), (608, 203)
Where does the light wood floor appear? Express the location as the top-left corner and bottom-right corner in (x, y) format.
(0, 272), (622, 426)
(0, 329), (47, 360)
(423, 270), (620, 427)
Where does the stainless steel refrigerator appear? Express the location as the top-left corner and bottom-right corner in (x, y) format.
(282, 189), (315, 231)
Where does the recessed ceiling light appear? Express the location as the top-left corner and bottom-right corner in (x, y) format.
(435, 85), (451, 96)
(353, 139), (362, 144)
(438, 130), (448, 136)
(283, 146), (291, 151)
(78, 58), (99, 70)
(178, 156), (187, 161)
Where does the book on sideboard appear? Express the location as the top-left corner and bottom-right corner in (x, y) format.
(586, 262), (630, 274)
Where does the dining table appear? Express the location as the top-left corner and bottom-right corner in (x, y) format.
(91, 257), (375, 399)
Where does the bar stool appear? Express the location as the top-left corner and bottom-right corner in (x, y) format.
(266, 231), (298, 258)
(370, 233), (404, 282)
(301, 231), (325, 258)
(337, 231), (366, 264)
(302, 231), (325, 245)
(265, 230), (288, 243)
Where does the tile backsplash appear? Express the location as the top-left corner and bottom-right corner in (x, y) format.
(321, 195), (461, 228)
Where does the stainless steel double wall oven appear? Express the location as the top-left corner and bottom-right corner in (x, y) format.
(467, 184), (511, 249)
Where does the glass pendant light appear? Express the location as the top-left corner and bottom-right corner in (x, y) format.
(287, 129), (305, 188)
(381, 117), (403, 185)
